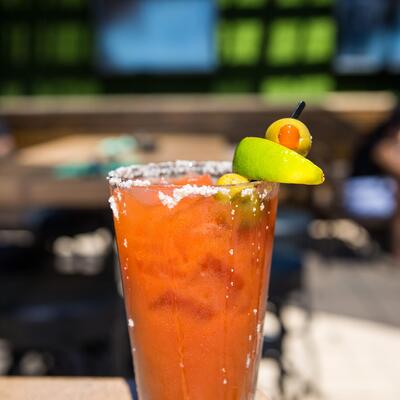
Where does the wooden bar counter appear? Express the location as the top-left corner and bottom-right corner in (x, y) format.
(0, 377), (269, 399)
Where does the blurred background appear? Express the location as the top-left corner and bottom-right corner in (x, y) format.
(1, 0), (400, 399)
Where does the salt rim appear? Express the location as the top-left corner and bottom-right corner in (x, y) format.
(107, 161), (279, 210)
(108, 160), (232, 188)
(158, 184), (230, 209)
(108, 195), (119, 219)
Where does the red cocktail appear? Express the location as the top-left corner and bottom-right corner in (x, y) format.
(109, 161), (278, 400)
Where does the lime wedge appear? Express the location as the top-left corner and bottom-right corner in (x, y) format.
(233, 137), (324, 185)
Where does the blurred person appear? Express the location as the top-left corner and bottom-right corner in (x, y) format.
(0, 120), (14, 158)
(372, 106), (400, 263)
(348, 105), (400, 263)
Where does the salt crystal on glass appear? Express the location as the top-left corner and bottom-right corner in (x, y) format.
(246, 353), (251, 369)
(158, 184), (230, 209)
(108, 195), (119, 220)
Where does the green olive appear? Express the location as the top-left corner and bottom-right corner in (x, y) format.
(215, 173), (250, 201)
(265, 118), (312, 156)
(216, 173), (262, 227)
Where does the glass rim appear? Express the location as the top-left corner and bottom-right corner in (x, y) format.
(107, 160), (279, 190)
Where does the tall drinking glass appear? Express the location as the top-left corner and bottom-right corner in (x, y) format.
(108, 161), (279, 400)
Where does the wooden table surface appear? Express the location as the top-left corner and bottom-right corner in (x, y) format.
(0, 133), (232, 209)
(0, 377), (269, 400)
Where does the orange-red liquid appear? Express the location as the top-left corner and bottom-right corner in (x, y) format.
(112, 176), (278, 400)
